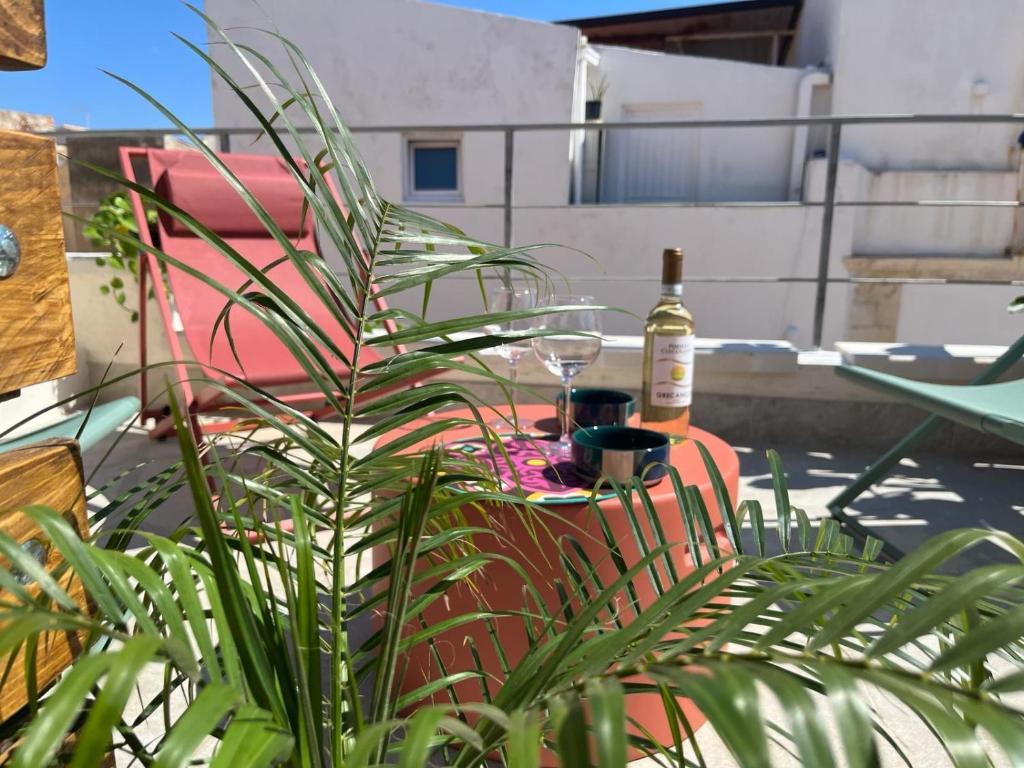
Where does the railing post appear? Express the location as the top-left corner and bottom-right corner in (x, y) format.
(218, 132), (231, 153)
(503, 128), (514, 248)
(811, 122), (842, 349)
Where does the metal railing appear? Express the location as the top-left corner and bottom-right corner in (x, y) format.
(40, 112), (1024, 348)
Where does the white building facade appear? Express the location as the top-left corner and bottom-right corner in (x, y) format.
(206, 0), (1024, 347)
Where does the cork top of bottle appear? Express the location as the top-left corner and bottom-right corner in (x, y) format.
(662, 248), (684, 284)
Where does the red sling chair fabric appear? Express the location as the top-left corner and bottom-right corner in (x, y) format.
(119, 147), (424, 440)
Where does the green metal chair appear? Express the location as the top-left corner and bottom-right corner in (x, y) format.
(828, 333), (1024, 560)
(0, 396), (140, 455)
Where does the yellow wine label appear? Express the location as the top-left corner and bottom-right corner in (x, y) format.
(649, 334), (694, 408)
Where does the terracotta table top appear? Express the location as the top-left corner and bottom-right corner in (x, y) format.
(373, 402), (739, 515)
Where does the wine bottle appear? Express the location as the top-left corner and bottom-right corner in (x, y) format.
(641, 248), (695, 439)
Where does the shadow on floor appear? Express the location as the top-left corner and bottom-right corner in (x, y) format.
(737, 443), (1024, 572)
(82, 425), (1024, 573)
(84, 428), (193, 543)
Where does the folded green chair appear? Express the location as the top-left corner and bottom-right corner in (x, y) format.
(828, 332), (1024, 560)
(0, 396), (141, 455)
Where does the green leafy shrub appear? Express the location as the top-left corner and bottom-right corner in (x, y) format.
(81, 192), (156, 322)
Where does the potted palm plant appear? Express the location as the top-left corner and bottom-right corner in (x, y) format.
(2, 12), (1024, 767)
(586, 75), (609, 121)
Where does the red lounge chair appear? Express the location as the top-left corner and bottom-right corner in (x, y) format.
(119, 147), (426, 441)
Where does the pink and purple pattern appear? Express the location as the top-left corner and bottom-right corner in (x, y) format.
(451, 436), (615, 505)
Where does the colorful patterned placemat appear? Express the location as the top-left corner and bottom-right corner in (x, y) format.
(449, 435), (617, 506)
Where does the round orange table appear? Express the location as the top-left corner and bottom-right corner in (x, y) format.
(373, 403), (739, 759)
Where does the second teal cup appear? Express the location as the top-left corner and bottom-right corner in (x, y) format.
(572, 425), (670, 485)
(556, 387), (636, 429)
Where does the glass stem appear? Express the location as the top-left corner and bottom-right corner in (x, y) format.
(509, 358), (519, 407)
(508, 358), (519, 429)
(561, 375), (573, 448)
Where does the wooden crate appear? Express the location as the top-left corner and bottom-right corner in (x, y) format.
(0, 440), (91, 722)
(0, 129), (76, 396)
(0, 1), (46, 70)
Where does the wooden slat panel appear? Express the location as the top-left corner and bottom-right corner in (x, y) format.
(0, 439), (90, 722)
(0, 130), (76, 396)
(0, 1), (46, 70)
(0, 724), (116, 765)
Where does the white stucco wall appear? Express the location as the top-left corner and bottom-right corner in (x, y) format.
(852, 167), (1017, 256)
(205, 0), (580, 207)
(592, 45), (806, 202)
(201, 0), (1019, 351)
(797, 0), (1024, 170)
(203, 0), (853, 346)
(788, 0), (841, 70)
(514, 205), (852, 347)
(897, 285), (1024, 345)
(380, 199), (854, 349)
(792, 0), (1024, 257)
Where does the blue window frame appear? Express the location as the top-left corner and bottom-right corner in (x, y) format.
(406, 140), (461, 200)
(413, 146), (457, 190)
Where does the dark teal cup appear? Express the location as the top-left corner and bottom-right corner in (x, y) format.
(572, 426), (670, 486)
(556, 388), (636, 429)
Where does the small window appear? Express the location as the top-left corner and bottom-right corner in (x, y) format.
(406, 139), (461, 202)
(413, 146), (457, 190)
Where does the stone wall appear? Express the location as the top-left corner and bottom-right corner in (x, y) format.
(845, 254), (1024, 344)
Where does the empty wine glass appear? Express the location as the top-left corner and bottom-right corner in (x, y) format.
(532, 294), (602, 456)
(485, 285), (535, 430)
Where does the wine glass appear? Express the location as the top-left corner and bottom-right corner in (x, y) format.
(532, 294), (602, 456)
(485, 285), (535, 430)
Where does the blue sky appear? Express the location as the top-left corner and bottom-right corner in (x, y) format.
(2, 0), (708, 129)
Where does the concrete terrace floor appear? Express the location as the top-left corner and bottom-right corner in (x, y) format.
(85, 423), (1024, 570)
(82, 422), (1024, 767)
(735, 444), (1024, 570)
